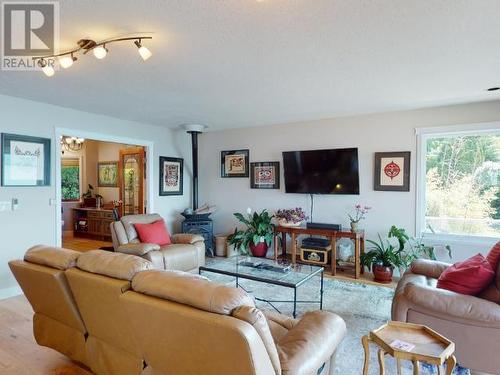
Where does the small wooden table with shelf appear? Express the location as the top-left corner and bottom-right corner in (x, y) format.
(273, 225), (365, 279)
(72, 207), (115, 241)
(362, 321), (456, 375)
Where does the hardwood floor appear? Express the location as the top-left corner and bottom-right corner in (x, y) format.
(62, 235), (112, 253)
(0, 296), (90, 375)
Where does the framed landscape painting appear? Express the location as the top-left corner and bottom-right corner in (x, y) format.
(98, 161), (118, 187)
(1, 133), (51, 186)
(221, 149), (249, 178)
(374, 151), (410, 191)
(160, 156), (183, 196)
(250, 161), (280, 189)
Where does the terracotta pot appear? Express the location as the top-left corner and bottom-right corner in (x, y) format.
(372, 264), (393, 283)
(249, 242), (268, 257)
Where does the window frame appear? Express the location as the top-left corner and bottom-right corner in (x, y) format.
(415, 121), (500, 244)
(61, 156), (83, 202)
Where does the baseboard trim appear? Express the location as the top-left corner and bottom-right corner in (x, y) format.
(0, 286), (23, 300)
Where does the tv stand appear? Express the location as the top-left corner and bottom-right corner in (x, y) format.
(273, 225), (365, 279)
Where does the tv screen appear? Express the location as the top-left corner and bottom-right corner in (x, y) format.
(282, 148), (360, 194)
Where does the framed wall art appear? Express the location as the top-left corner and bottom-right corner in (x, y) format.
(160, 156), (183, 196)
(250, 161), (280, 189)
(221, 149), (249, 178)
(98, 161), (118, 187)
(1, 133), (51, 186)
(374, 151), (411, 191)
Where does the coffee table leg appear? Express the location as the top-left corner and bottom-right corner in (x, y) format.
(412, 360), (419, 375)
(377, 349), (385, 375)
(292, 288), (297, 318)
(396, 358), (402, 375)
(361, 335), (370, 375)
(445, 355), (456, 375)
(320, 270), (324, 310)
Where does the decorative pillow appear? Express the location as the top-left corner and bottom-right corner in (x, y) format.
(485, 241), (500, 269)
(437, 253), (495, 295)
(134, 219), (171, 246)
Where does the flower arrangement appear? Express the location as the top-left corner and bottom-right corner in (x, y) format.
(348, 204), (371, 224)
(275, 207), (308, 226)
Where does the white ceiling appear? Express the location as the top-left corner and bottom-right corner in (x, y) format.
(1, 0), (500, 130)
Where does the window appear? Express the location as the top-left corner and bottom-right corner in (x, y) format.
(61, 158), (81, 201)
(417, 124), (500, 239)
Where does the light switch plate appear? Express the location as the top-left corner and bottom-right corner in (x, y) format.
(11, 198), (19, 210)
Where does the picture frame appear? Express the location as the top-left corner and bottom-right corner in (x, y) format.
(97, 161), (118, 187)
(1, 133), (51, 186)
(159, 156), (183, 196)
(221, 149), (249, 178)
(250, 161), (280, 189)
(374, 151), (411, 191)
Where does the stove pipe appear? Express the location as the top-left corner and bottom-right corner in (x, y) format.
(183, 124), (206, 211)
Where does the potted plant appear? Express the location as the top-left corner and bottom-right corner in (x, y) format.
(227, 208), (274, 257)
(347, 204), (371, 231)
(275, 207), (308, 227)
(361, 234), (399, 283)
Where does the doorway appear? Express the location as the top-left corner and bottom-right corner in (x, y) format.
(55, 129), (153, 251)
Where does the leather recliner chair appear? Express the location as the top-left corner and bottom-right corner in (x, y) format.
(110, 213), (205, 272)
(392, 259), (500, 374)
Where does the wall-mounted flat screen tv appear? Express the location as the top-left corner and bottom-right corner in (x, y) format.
(282, 148), (360, 194)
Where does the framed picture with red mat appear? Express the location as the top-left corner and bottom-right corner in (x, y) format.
(374, 151), (410, 192)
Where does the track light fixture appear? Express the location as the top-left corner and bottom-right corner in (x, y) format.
(32, 35), (152, 77)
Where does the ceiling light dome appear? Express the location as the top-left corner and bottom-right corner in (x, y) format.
(93, 45), (108, 59)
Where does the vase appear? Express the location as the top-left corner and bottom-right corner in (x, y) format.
(278, 219), (302, 227)
(249, 242), (269, 257)
(350, 221), (359, 232)
(373, 265), (393, 283)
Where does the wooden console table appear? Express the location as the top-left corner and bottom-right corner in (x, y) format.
(273, 225), (365, 279)
(73, 207), (116, 241)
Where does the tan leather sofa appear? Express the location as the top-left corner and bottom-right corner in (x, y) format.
(392, 259), (500, 374)
(110, 213), (205, 272)
(10, 246), (347, 375)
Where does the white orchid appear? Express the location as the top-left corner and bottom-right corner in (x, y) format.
(246, 207), (252, 215)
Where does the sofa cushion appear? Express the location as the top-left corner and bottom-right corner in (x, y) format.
(24, 245), (80, 270)
(132, 269), (255, 314)
(120, 214), (162, 243)
(77, 250), (153, 281)
(479, 261), (500, 304)
(134, 219), (171, 246)
(437, 253), (495, 295)
(486, 241), (500, 269)
(160, 244), (199, 272)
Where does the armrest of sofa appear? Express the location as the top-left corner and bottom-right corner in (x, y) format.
(116, 243), (160, 256)
(171, 233), (204, 245)
(276, 311), (346, 375)
(404, 282), (500, 325)
(410, 259), (451, 279)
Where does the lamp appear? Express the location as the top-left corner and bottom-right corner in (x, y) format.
(37, 59), (55, 77)
(59, 53), (77, 69)
(93, 45), (108, 59)
(134, 40), (152, 61)
(61, 136), (85, 152)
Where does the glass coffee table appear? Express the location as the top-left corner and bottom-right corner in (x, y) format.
(199, 257), (324, 318)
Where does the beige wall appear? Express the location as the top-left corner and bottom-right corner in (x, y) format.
(199, 100), (500, 264)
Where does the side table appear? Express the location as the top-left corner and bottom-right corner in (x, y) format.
(362, 321), (456, 375)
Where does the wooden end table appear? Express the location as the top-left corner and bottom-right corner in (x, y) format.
(362, 321), (456, 375)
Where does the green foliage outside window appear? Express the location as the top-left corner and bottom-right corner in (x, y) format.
(425, 134), (499, 236)
(62, 164), (80, 201)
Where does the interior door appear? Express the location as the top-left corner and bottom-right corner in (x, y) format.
(119, 147), (145, 215)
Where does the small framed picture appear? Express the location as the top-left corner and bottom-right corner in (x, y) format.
(221, 149), (249, 178)
(1, 133), (51, 186)
(374, 152), (411, 191)
(98, 161), (118, 187)
(160, 156), (183, 196)
(251, 162), (280, 189)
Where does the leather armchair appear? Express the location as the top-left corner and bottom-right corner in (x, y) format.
(110, 213), (205, 272)
(392, 259), (500, 374)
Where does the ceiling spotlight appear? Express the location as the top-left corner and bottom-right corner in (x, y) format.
(93, 45), (108, 59)
(59, 53), (77, 69)
(134, 40), (152, 61)
(37, 59), (55, 77)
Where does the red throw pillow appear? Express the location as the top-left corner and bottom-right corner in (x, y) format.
(437, 253), (495, 295)
(486, 241), (500, 269)
(134, 220), (171, 246)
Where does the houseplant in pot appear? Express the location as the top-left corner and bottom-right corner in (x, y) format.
(361, 234), (400, 283)
(227, 208), (274, 257)
(347, 204), (371, 232)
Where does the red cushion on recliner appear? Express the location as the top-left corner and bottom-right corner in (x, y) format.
(486, 241), (500, 269)
(134, 220), (171, 246)
(437, 253), (495, 295)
